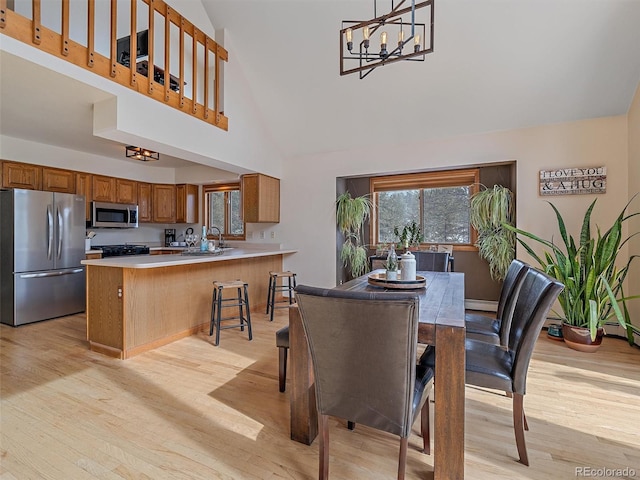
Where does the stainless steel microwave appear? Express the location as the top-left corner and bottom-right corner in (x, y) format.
(91, 202), (138, 228)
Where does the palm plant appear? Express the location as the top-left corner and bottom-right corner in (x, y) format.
(506, 196), (639, 344)
(336, 192), (372, 279)
(470, 185), (516, 281)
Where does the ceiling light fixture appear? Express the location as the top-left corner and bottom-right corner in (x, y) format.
(125, 145), (160, 162)
(340, 0), (434, 79)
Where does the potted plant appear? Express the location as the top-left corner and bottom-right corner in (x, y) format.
(393, 221), (424, 251)
(470, 185), (516, 281)
(506, 196), (640, 351)
(385, 244), (399, 280)
(336, 191), (372, 279)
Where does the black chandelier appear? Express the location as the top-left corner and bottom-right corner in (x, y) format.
(340, 0), (434, 79)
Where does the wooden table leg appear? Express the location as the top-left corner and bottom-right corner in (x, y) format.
(434, 324), (465, 479)
(289, 305), (317, 445)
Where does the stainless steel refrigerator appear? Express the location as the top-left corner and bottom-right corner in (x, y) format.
(1, 188), (86, 326)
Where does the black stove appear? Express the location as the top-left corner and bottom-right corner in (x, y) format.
(95, 244), (150, 257)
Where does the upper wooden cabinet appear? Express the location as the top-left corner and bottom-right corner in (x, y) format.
(241, 173), (280, 223)
(176, 184), (199, 224)
(92, 175), (116, 202)
(76, 173), (93, 220)
(116, 178), (138, 204)
(152, 184), (177, 223)
(42, 167), (76, 193)
(138, 182), (152, 223)
(2, 161), (42, 190)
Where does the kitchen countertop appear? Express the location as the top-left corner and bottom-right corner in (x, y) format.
(81, 245), (297, 269)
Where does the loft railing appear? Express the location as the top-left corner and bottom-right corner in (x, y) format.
(0, 0), (228, 131)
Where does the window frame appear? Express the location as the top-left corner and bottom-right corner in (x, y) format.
(202, 182), (246, 241)
(369, 168), (480, 251)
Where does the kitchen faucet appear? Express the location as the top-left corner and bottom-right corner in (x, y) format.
(209, 226), (224, 249)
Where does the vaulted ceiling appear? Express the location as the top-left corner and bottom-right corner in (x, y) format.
(2, 0), (640, 166)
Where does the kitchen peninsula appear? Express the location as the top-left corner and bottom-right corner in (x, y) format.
(82, 245), (296, 359)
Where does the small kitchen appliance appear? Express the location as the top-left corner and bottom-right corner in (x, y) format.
(164, 229), (176, 247)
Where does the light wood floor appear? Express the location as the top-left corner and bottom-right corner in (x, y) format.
(1, 310), (639, 479)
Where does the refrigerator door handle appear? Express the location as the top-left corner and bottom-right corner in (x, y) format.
(19, 268), (84, 279)
(57, 205), (63, 259)
(47, 204), (54, 260)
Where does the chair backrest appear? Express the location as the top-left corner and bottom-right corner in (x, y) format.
(295, 284), (420, 438)
(508, 268), (564, 394)
(496, 259), (530, 345)
(414, 251), (450, 272)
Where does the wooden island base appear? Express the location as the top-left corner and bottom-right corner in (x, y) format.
(86, 255), (283, 359)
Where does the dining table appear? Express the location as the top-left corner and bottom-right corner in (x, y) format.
(288, 270), (466, 480)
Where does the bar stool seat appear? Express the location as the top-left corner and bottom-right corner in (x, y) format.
(210, 280), (252, 346)
(266, 271), (297, 321)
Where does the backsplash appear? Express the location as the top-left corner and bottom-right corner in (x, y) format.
(87, 224), (198, 248)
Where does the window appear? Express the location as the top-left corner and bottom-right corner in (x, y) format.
(370, 169), (479, 249)
(203, 183), (245, 240)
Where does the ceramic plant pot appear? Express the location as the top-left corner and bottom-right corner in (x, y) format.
(562, 323), (604, 353)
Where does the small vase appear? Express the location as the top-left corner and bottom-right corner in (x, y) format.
(561, 323), (604, 353)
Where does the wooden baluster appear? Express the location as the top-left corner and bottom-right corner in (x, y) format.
(215, 44), (221, 125)
(147, 0), (155, 94)
(192, 27), (197, 114)
(87, 0), (95, 67)
(204, 38), (210, 119)
(164, 5), (170, 101)
(61, 0), (69, 55)
(179, 17), (184, 107)
(110, 0), (117, 77)
(32, 0), (41, 44)
(130, 0), (137, 87)
(0, 0), (6, 29)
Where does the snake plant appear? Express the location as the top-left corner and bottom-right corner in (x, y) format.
(506, 196), (639, 344)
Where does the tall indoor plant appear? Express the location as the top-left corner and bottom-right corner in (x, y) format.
(336, 191), (372, 279)
(470, 185), (516, 281)
(506, 196), (639, 347)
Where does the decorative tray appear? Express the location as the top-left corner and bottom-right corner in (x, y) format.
(367, 273), (427, 290)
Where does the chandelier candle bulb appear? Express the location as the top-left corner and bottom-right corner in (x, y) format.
(398, 30), (404, 46)
(380, 31), (388, 56)
(345, 28), (353, 51)
(414, 34), (420, 52)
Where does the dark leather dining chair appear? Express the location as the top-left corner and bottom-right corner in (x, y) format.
(295, 285), (434, 480)
(465, 259), (530, 346)
(420, 267), (564, 466)
(413, 251), (450, 272)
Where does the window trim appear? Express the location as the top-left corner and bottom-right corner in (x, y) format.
(369, 168), (480, 251)
(202, 182), (246, 240)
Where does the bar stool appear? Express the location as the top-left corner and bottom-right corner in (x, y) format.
(266, 271), (297, 322)
(276, 326), (290, 392)
(210, 280), (252, 346)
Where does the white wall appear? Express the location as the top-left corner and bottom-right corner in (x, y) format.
(628, 83), (640, 326)
(281, 116), (631, 296)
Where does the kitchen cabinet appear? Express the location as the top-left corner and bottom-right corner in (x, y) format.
(152, 184), (176, 223)
(176, 184), (199, 224)
(116, 178), (138, 204)
(138, 182), (152, 223)
(76, 173), (93, 220)
(241, 173), (280, 223)
(42, 167), (76, 193)
(2, 161), (42, 190)
(92, 175), (116, 202)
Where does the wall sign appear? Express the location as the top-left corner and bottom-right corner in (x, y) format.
(539, 167), (606, 196)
